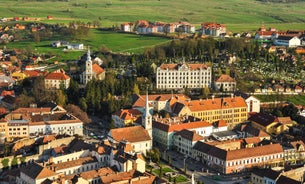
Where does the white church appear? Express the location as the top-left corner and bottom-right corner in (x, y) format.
(80, 49), (106, 85)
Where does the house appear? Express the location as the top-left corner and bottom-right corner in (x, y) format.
(66, 43), (84, 50)
(274, 35), (301, 47)
(132, 93), (189, 113)
(201, 22), (226, 37)
(108, 126), (152, 154)
(152, 115), (227, 150)
(44, 69), (70, 89)
(121, 22), (134, 32)
(254, 26), (276, 40)
(111, 109), (142, 127)
(173, 129), (203, 158)
(234, 91), (260, 113)
(193, 142), (283, 174)
(156, 63), (212, 89)
(294, 85), (303, 93)
(17, 162), (58, 184)
(248, 112), (276, 133)
(214, 74), (236, 92)
(172, 96), (248, 128)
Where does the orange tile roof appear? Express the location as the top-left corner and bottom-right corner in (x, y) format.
(158, 63), (208, 70)
(276, 117), (292, 125)
(92, 63), (105, 74)
(43, 134), (56, 144)
(13, 107), (51, 113)
(132, 93), (189, 108)
(216, 74), (235, 82)
(80, 170), (99, 180)
(23, 70), (42, 78)
(113, 109), (142, 121)
(1, 90), (14, 97)
(52, 157), (97, 171)
(243, 137), (261, 145)
(45, 70), (70, 80)
(184, 96), (246, 112)
(153, 118), (211, 133)
(226, 143), (283, 161)
(214, 120), (227, 127)
(101, 170), (135, 184)
(109, 126), (151, 143)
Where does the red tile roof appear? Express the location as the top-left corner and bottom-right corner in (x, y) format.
(109, 126), (151, 143)
(153, 118), (211, 133)
(92, 63), (105, 74)
(183, 96), (246, 112)
(216, 74), (235, 82)
(45, 69), (70, 80)
(21, 162), (57, 180)
(132, 93), (189, 108)
(158, 63), (208, 70)
(113, 109), (142, 121)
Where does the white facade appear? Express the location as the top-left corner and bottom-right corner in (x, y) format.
(80, 49), (93, 85)
(274, 36), (301, 47)
(245, 96), (260, 113)
(29, 121), (83, 136)
(156, 63), (212, 89)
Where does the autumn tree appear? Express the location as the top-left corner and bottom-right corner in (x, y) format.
(66, 104), (91, 124)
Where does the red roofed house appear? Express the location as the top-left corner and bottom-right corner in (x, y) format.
(80, 50), (106, 85)
(112, 109), (142, 127)
(173, 129), (203, 157)
(215, 74), (236, 92)
(45, 69), (70, 89)
(153, 115), (227, 150)
(201, 22), (226, 37)
(193, 141), (283, 174)
(121, 22), (134, 32)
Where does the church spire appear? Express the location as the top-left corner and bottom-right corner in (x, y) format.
(87, 47), (91, 61)
(144, 90), (151, 117)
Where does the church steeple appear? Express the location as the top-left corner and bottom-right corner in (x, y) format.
(84, 48), (93, 84)
(142, 91), (152, 139)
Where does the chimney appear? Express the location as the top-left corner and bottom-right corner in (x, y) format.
(212, 95), (215, 101)
(231, 93), (234, 98)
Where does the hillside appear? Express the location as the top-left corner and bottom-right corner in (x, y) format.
(0, 0), (304, 32)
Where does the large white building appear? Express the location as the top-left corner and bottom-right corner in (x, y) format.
(156, 63), (212, 89)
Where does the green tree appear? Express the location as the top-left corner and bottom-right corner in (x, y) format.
(67, 79), (80, 105)
(11, 157), (18, 168)
(80, 97), (88, 112)
(1, 158), (9, 169)
(56, 90), (67, 107)
(19, 156), (26, 164)
(201, 85), (210, 99)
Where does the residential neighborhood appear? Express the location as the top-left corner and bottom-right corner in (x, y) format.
(0, 6), (305, 184)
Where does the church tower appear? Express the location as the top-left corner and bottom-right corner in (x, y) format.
(84, 49), (93, 85)
(142, 91), (152, 139)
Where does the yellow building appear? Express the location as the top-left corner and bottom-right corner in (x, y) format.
(172, 96), (248, 128)
(11, 71), (27, 81)
(6, 120), (29, 141)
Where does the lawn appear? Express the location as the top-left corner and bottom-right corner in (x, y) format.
(255, 94), (305, 105)
(3, 29), (170, 62)
(0, 0), (305, 32)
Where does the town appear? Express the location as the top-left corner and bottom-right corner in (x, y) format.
(0, 10), (305, 184)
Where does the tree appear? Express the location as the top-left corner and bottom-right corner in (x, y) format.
(11, 157), (18, 168)
(133, 83), (140, 95)
(67, 79), (80, 105)
(1, 158), (9, 169)
(66, 104), (91, 124)
(56, 90), (67, 107)
(201, 85), (210, 99)
(282, 104), (299, 120)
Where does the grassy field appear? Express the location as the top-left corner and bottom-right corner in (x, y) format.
(0, 0), (305, 32)
(4, 29), (170, 61)
(255, 94), (305, 105)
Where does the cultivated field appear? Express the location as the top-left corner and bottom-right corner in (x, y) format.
(0, 0), (305, 32)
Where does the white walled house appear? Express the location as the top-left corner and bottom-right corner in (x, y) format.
(274, 35), (301, 47)
(173, 129), (203, 158)
(156, 63), (212, 89)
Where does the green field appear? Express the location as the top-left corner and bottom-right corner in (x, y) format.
(255, 94), (305, 105)
(4, 29), (170, 61)
(0, 0), (305, 32)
